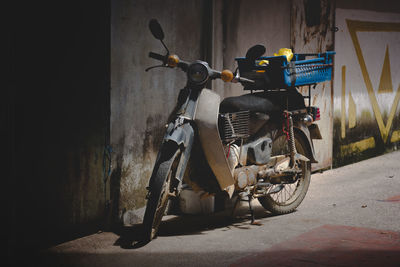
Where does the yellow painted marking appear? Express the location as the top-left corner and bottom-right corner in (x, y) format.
(346, 20), (400, 143)
(348, 91), (356, 129)
(340, 137), (376, 155)
(341, 65), (346, 139)
(378, 45), (393, 94)
(391, 130), (400, 143)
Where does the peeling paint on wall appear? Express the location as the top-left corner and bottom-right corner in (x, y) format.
(291, 0), (335, 170)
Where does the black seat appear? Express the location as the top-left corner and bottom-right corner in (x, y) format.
(219, 94), (280, 114)
(220, 89), (306, 114)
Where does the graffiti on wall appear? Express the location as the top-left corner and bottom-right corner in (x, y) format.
(333, 9), (400, 166)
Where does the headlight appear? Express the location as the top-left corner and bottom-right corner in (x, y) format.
(188, 62), (209, 84)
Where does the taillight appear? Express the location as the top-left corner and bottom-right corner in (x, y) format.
(316, 107), (320, 121)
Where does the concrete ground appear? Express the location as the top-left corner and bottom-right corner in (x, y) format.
(38, 151), (400, 266)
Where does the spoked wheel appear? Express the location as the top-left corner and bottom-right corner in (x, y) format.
(142, 142), (181, 242)
(258, 133), (311, 215)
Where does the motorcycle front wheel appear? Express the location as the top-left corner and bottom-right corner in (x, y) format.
(258, 133), (311, 215)
(142, 142), (181, 241)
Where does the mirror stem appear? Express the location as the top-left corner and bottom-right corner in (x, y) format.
(160, 39), (170, 55)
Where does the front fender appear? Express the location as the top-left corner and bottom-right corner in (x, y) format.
(164, 123), (194, 183)
(165, 123), (194, 148)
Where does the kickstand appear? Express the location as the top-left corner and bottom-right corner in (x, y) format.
(247, 196), (261, 225)
(248, 196), (255, 224)
(232, 194), (262, 225)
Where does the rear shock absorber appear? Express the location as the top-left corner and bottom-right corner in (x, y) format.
(283, 111), (297, 168)
(288, 114), (297, 167)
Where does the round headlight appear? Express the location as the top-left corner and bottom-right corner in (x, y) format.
(188, 62), (209, 84)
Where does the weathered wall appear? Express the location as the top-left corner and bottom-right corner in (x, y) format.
(11, 0), (110, 249)
(333, 1), (400, 166)
(110, 0), (206, 225)
(291, 0), (335, 170)
(212, 0), (291, 97)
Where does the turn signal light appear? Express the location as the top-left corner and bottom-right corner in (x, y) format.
(167, 54), (179, 67)
(221, 69), (234, 82)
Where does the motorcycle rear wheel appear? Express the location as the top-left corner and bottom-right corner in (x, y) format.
(142, 142), (180, 241)
(258, 133), (311, 215)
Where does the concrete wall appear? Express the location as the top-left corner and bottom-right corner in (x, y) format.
(10, 0), (109, 249)
(333, 0), (400, 166)
(212, 0), (291, 97)
(110, 0), (207, 225)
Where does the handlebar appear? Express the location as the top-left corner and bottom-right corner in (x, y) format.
(148, 51), (254, 84)
(148, 52), (166, 62)
(236, 76), (255, 84)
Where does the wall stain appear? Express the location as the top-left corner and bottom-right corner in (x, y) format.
(110, 114), (169, 225)
(297, 0), (333, 52)
(305, 0), (322, 27)
(143, 114), (165, 160)
(109, 137), (123, 226)
(333, 110), (399, 167)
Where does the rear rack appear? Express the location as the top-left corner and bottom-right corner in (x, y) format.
(235, 51), (335, 90)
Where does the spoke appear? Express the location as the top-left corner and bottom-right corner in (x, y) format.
(283, 186), (287, 202)
(283, 186), (290, 201)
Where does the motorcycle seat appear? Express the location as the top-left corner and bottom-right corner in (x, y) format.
(219, 94), (280, 114)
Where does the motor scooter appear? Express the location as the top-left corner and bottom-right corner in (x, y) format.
(143, 19), (334, 242)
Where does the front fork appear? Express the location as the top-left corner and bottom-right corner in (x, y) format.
(146, 86), (198, 198)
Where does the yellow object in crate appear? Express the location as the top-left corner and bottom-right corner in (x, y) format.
(257, 59), (269, 72)
(258, 59), (269, 66)
(274, 48), (293, 62)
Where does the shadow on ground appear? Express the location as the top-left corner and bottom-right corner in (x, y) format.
(114, 204), (275, 249)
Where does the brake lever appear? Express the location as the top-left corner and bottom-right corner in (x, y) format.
(145, 64), (167, 72)
(231, 71), (255, 84)
(231, 71), (240, 83)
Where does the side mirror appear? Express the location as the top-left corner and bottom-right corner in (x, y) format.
(149, 19), (164, 40)
(245, 45), (266, 62)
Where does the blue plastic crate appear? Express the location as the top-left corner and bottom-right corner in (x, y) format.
(235, 51), (335, 90)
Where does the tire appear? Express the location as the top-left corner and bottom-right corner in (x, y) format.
(142, 142), (181, 241)
(258, 133), (311, 215)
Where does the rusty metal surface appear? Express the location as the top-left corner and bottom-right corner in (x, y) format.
(291, 0), (335, 171)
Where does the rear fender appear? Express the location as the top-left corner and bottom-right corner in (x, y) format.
(294, 122), (318, 163)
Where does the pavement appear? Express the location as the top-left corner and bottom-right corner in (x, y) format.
(33, 151), (400, 266)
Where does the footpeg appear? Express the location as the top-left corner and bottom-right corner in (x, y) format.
(294, 153), (309, 162)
